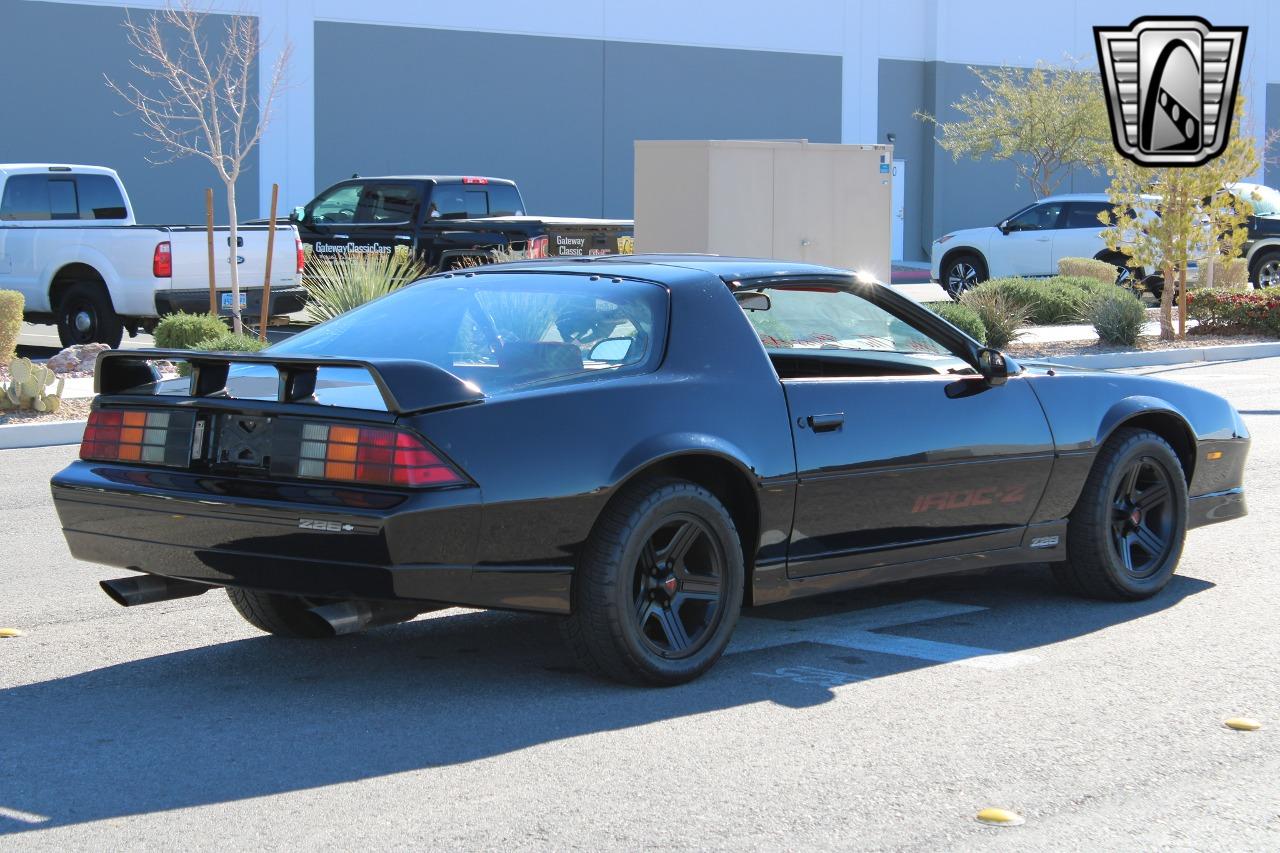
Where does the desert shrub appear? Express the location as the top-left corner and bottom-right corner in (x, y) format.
(974, 276), (1123, 325)
(191, 332), (268, 354)
(303, 250), (429, 323)
(959, 288), (1030, 348)
(928, 300), (987, 344)
(1058, 257), (1118, 286)
(1186, 290), (1280, 337)
(176, 331), (268, 376)
(1091, 289), (1147, 346)
(153, 312), (228, 350)
(1209, 258), (1249, 291)
(0, 290), (22, 362)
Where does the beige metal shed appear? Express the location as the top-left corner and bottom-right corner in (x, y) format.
(633, 139), (894, 283)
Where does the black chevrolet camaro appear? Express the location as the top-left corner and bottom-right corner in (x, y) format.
(52, 256), (1250, 684)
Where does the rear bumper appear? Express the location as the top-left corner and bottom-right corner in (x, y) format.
(1187, 488), (1247, 529)
(51, 461), (571, 615)
(155, 286), (307, 319)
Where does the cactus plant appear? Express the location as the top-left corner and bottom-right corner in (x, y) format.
(2, 358), (65, 412)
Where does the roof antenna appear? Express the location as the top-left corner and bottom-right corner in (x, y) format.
(351, 173), (359, 179)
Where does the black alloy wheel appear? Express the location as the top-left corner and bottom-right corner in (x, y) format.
(632, 514), (725, 658)
(1108, 456), (1176, 579)
(1056, 428), (1187, 600)
(561, 478), (744, 685)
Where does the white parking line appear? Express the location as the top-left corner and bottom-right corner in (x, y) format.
(728, 599), (1039, 670)
(0, 806), (50, 825)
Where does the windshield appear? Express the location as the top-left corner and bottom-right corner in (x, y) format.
(1239, 185), (1280, 216)
(743, 286), (952, 356)
(269, 273), (668, 396)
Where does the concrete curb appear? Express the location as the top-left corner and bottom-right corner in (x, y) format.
(1034, 341), (1280, 370)
(0, 419), (87, 450)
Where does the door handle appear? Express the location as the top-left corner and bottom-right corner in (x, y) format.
(333, 233), (349, 239)
(806, 413), (845, 432)
(395, 235), (411, 241)
(1035, 237), (1050, 242)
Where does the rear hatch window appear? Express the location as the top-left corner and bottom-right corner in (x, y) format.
(267, 272), (668, 396)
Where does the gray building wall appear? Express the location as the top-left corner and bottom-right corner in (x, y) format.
(314, 23), (841, 218)
(879, 58), (1108, 262)
(0, 0), (258, 224)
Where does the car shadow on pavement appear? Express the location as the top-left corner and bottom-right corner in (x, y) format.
(0, 564), (1210, 833)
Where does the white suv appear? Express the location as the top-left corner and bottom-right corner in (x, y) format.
(930, 193), (1132, 294)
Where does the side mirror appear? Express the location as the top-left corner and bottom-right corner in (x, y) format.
(589, 337), (633, 362)
(997, 220), (1012, 235)
(976, 347), (1008, 386)
(289, 206), (305, 224)
(734, 291), (772, 311)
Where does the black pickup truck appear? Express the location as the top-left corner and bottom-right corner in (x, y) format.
(275, 175), (633, 268)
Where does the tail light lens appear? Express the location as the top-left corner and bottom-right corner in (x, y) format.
(296, 423), (466, 487)
(296, 238), (306, 274)
(527, 235), (549, 259)
(81, 408), (195, 466)
(152, 241), (172, 278)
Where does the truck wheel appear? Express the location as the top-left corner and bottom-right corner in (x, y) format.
(226, 587), (336, 638)
(1249, 248), (1280, 288)
(1054, 428), (1188, 601)
(560, 478), (744, 685)
(57, 282), (123, 348)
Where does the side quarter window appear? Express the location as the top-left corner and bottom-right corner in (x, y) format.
(1062, 202), (1111, 229)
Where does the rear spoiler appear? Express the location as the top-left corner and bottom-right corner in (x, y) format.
(95, 349), (484, 414)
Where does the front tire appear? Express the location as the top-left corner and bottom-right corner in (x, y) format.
(942, 252), (986, 296)
(1055, 428), (1188, 600)
(561, 479), (744, 685)
(57, 282), (123, 348)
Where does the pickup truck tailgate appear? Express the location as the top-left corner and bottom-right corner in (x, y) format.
(166, 225), (300, 292)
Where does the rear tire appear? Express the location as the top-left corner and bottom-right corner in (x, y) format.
(226, 587), (335, 638)
(1055, 428), (1188, 600)
(560, 478), (744, 685)
(1249, 248), (1280, 288)
(56, 282), (123, 348)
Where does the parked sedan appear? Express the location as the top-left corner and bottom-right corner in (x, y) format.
(52, 256), (1249, 684)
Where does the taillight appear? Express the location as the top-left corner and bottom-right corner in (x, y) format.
(462, 176), (489, 185)
(81, 408), (195, 467)
(296, 238), (305, 274)
(296, 423), (466, 488)
(527, 235), (549, 259)
(152, 241), (172, 278)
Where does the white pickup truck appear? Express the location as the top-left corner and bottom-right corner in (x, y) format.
(0, 164), (305, 347)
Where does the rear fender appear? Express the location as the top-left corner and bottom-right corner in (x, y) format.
(608, 432), (757, 491)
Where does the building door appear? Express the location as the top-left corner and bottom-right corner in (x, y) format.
(891, 159), (905, 261)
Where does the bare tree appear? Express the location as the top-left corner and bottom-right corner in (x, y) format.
(106, 1), (290, 334)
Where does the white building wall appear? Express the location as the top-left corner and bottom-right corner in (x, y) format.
(38, 0), (1280, 215)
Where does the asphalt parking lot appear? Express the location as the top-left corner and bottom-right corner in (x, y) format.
(1, 358), (1277, 850)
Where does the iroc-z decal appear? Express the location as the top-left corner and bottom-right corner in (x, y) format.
(911, 485), (1027, 514)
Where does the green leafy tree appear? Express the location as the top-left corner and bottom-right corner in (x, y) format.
(1099, 97), (1259, 340)
(917, 60), (1112, 198)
